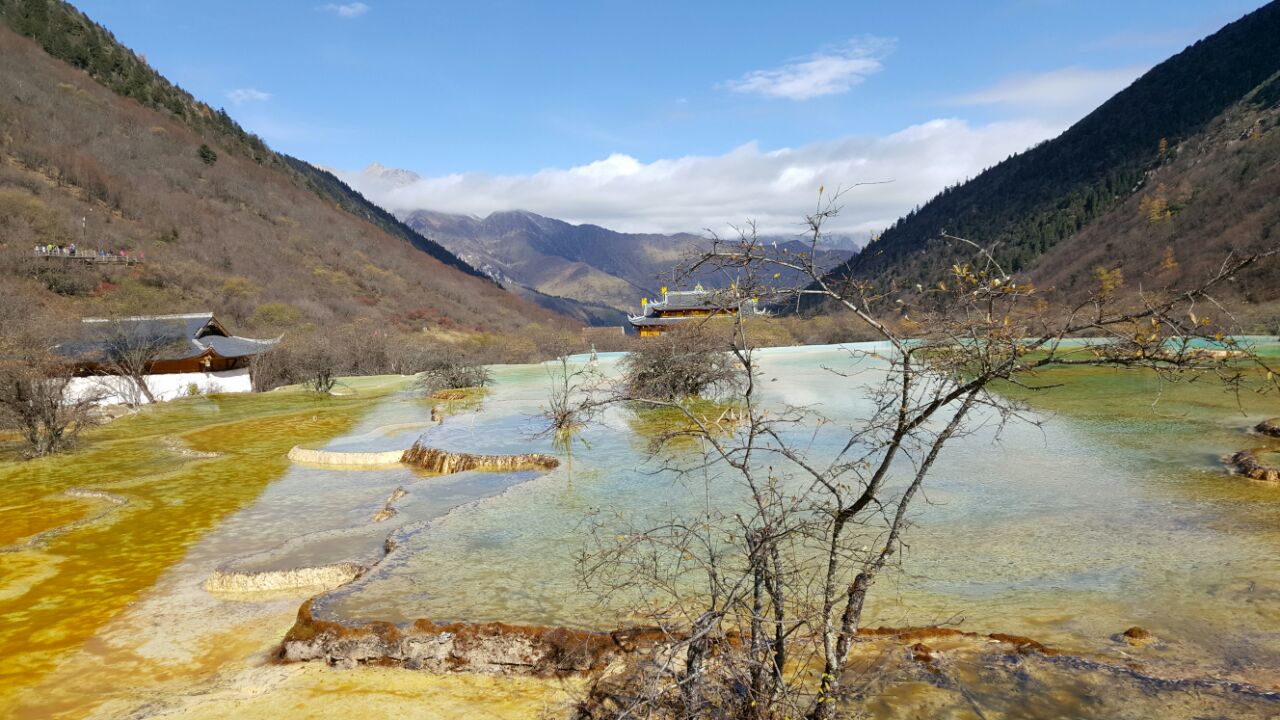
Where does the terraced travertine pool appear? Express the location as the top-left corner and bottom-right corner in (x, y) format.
(3, 344), (1280, 719)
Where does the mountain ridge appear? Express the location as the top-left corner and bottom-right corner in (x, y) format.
(0, 2), (567, 335)
(1027, 71), (1280, 318)
(0, 0), (487, 282)
(826, 1), (1280, 296)
(398, 206), (854, 320)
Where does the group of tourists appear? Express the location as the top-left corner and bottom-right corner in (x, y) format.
(33, 243), (142, 261)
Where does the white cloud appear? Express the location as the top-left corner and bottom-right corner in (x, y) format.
(725, 37), (893, 100)
(950, 65), (1147, 115)
(321, 2), (370, 18)
(226, 87), (271, 104)
(336, 117), (1064, 238)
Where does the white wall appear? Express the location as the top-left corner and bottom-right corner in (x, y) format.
(67, 368), (254, 405)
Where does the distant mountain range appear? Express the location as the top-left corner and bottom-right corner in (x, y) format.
(826, 1), (1280, 324)
(341, 164), (856, 324)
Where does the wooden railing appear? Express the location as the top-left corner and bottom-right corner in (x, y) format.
(31, 252), (144, 266)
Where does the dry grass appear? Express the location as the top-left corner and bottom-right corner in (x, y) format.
(0, 27), (570, 338)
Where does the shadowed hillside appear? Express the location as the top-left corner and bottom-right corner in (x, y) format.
(827, 1), (1280, 297)
(1029, 74), (1280, 327)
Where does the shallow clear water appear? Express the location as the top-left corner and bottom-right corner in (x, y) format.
(287, 344), (1280, 688)
(5, 346), (1280, 718)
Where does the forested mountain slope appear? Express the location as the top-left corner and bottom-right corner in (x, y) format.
(828, 1), (1280, 297)
(0, 0), (563, 334)
(1028, 74), (1280, 326)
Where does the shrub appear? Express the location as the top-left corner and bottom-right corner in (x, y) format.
(384, 334), (439, 375)
(249, 302), (300, 332)
(622, 323), (743, 401)
(248, 344), (293, 392)
(12, 257), (100, 296)
(417, 347), (491, 395)
(289, 332), (344, 394)
(0, 350), (101, 457)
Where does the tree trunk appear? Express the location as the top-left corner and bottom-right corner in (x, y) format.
(750, 549), (766, 702)
(810, 572), (871, 720)
(768, 538), (786, 695)
(681, 611), (719, 717)
(135, 375), (156, 404)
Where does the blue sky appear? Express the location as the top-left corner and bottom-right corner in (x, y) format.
(73, 0), (1270, 234)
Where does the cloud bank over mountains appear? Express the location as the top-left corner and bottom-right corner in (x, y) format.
(334, 33), (1146, 239)
(339, 117), (1061, 238)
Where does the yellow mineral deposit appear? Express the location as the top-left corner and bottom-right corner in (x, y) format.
(0, 384), (398, 718)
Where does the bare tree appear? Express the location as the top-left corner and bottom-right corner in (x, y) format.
(291, 332), (342, 395)
(541, 353), (613, 455)
(94, 319), (178, 405)
(0, 295), (100, 457)
(569, 191), (1280, 719)
(0, 348), (102, 457)
(248, 343), (293, 392)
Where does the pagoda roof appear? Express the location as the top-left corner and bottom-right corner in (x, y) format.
(648, 289), (741, 311)
(628, 315), (711, 327)
(633, 287), (765, 324)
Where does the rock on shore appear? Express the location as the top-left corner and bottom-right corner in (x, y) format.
(1228, 449), (1280, 482)
(279, 600), (659, 675)
(399, 442), (560, 474)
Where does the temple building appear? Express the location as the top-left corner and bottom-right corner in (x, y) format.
(627, 285), (765, 337)
(64, 313), (277, 375)
(60, 313), (278, 404)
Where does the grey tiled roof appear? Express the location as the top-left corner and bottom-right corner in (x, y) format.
(201, 334), (278, 358)
(61, 313), (277, 362)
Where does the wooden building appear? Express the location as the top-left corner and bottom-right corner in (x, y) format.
(63, 313), (277, 375)
(627, 285), (764, 337)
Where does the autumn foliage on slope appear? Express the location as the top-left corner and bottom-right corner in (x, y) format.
(0, 24), (567, 336)
(1029, 76), (1280, 329)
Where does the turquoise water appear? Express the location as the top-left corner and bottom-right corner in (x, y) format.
(281, 344), (1280, 690)
(15, 343), (1278, 719)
